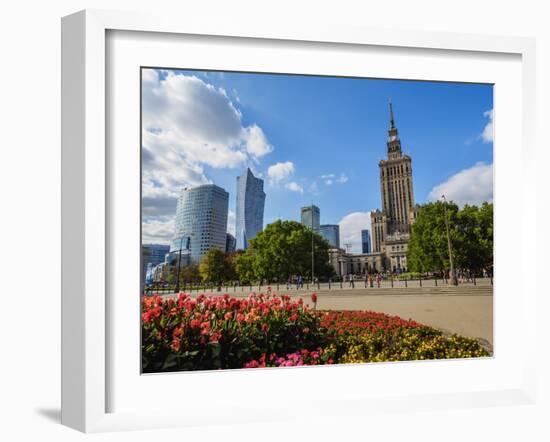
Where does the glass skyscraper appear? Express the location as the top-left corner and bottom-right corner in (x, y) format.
(301, 205), (320, 232)
(319, 224), (340, 248)
(226, 233), (236, 253)
(172, 184), (229, 263)
(361, 229), (372, 254)
(142, 243), (170, 268)
(235, 168), (265, 250)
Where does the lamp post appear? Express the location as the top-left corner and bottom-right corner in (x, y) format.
(311, 204), (315, 284)
(442, 195), (458, 286)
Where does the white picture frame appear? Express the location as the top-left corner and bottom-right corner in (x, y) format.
(61, 9), (537, 433)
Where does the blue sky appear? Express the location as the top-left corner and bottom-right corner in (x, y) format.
(142, 68), (493, 252)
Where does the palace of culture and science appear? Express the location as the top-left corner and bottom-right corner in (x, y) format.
(329, 101), (419, 276)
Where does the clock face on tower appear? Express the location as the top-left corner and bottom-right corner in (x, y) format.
(390, 135), (397, 141)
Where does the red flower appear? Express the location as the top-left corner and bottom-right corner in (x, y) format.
(170, 339), (181, 352)
(311, 293), (318, 303)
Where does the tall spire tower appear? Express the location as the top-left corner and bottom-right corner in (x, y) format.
(387, 99), (402, 160)
(371, 100), (417, 270)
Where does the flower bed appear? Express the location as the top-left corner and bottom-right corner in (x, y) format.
(142, 293), (489, 372)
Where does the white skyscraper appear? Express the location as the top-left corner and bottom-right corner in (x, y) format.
(172, 184), (229, 263)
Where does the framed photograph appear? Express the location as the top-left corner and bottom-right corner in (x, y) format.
(61, 9), (537, 432)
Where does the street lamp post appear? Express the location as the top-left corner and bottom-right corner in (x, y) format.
(174, 236), (184, 294)
(442, 195), (458, 286)
(311, 204), (315, 284)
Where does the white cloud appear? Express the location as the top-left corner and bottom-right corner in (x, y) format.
(336, 173), (349, 184)
(243, 124), (272, 159)
(338, 211), (372, 253)
(428, 162), (493, 207)
(142, 217), (175, 245)
(308, 181), (319, 194)
(321, 172), (348, 185)
(481, 109), (494, 143)
(141, 68), (273, 243)
(267, 161), (295, 184)
(285, 181), (304, 193)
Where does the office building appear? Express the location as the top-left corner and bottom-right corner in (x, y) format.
(173, 184), (229, 263)
(235, 168), (266, 250)
(226, 233), (236, 253)
(361, 229), (371, 254)
(301, 205), (320, 232)
(319, 224), (340, 248)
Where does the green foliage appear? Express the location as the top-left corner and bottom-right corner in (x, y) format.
(395, 272), (424, 281)
(233, 250), (256, 284)
(407, 201), (493, 273)
(198, 249), (235, 283)
(237, 220), (334, 282)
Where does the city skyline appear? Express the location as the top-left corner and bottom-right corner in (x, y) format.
(142, 68), (493, 252)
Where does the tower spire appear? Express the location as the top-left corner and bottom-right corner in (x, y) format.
(389, 99), (395, 129)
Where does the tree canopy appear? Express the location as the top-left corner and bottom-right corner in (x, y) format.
(199, 249), (235, 283)
(407, 201), (493, 273)
(234, 220), (334, 283)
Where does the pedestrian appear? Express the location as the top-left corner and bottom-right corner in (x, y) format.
(376, 273), (381, 288)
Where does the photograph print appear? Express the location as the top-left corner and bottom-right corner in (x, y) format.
(141, 68), (493, 373)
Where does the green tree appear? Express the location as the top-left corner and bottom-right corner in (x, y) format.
(476, 202), (494, 270)
(233, 250), (256, 284)
(177, 264), (200, 284)
(407, 201), (458, 273)
(235, 220), (333, 282)
(199, 249), (233, 284)
(407, 201), (493, 274)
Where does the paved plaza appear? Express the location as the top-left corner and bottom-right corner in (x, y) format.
(155, 278), (493, 348)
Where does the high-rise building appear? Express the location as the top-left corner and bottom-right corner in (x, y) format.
(142, 243), (170, 268)
(371, 101), (418, 272)
(235, 168), (266, 250)
(319, 224), (340, 248)
(141, 244), (171, 289)
(301, 205), (320, 232)
(361, 229), (371, 254)
(226, 233), (236, 253)
(173, 184), (229, 263)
